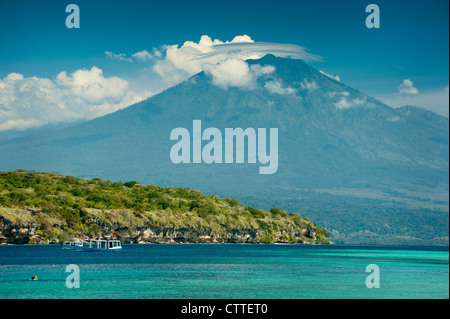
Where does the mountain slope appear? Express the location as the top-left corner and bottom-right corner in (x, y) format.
(0, 55), (448, 244)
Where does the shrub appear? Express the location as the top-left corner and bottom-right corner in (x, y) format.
(259, 234), (274, 244)
(246, 206), (265, 218)
(270, 207), (288, 217)
(225, 196), (241, 207)
(124, 181), (138, 188)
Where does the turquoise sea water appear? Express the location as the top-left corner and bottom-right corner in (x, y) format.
(0, 244), (448, 299)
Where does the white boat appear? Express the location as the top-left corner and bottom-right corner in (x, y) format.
(62, 240), (82, 249)
(62, 239), (122, 251)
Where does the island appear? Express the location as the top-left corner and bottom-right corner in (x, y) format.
(0, 170), (331, 245)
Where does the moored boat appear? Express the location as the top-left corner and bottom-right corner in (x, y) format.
(62, 239), (122, 251)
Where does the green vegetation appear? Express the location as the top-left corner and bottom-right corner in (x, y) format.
(0, 170), (331, 245)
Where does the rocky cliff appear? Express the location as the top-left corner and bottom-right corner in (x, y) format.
(0, 208), (323, 245)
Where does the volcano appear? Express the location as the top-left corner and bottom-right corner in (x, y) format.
(1, 54), (448, 244)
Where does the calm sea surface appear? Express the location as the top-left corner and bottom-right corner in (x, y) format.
(0, 244), (448, 299)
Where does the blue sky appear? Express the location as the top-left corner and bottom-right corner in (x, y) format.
(0, 0), (448, 130)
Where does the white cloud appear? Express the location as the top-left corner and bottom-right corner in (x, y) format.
(105, 51), (133, 62)
(203, 59), (252, 89)
(0, 118), (43, 131)
(0, 69), (152, 131)
(320, 70), (340, 82)
(152, 48), (162, 58)
(203, 58), (275, 89)
(328, 91), (368, 110)
(152, 35), (320, 87)
(265, 79), (296, 95)
(398, 79), (419, 95)
(106, 50), (155, 63)
(334, 95), (366, 110)
(334, 98), (352, 109)
(56, 67), (129, 104)
(132, 50), (152, 61)
(6, 73), (24, 81)
(151, 35), (232, 85)
(300, 78), (318, 91)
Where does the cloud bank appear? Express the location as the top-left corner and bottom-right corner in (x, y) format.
(0, 67), (151, 131)
(152, 35), (321, 87)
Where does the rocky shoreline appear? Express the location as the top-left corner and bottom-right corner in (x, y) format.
(0, 214), (327, 245)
